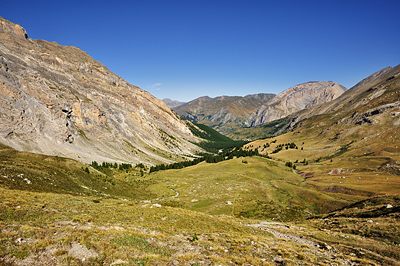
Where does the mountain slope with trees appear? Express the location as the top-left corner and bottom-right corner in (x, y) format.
(174, 81), (346, 135)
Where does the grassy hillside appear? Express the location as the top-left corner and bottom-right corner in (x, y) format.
(147, 156), (348, 220)
(0, 143), (158, 201)
(4, 186), (395, 265)
(0, 142), (399, 265)
(227, 115), (293, 140)
(187, 122), (245, 152)
(242, 74), (400, 203)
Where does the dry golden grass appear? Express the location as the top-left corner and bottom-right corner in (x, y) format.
(3, 186), (385, 265)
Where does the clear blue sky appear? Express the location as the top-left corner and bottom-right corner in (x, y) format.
(3, 0), (400, 102)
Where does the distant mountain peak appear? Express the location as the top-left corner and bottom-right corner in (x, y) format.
(162, 98), (186, 108)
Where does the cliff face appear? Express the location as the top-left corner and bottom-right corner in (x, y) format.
(0, 17), (201, 164)
(247, 81), (347, 127)
(281, 66), (396, 131)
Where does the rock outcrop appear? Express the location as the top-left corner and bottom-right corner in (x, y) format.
(289, 65), (400, 129)
(0, 17), (202, 164)
(0, 18), (28, 39)
(248, 81), (347, 127)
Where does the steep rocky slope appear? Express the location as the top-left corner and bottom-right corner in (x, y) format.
(245, 64), (400, 166)
(290, 66), (397, 126)
(173, 93), (275, 134)
(248, 81), (347, 127)
(0, 17), (202, 164)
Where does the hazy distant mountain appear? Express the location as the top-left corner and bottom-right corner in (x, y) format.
(173, 93), (275, 134)
(0, 17), (204, 164)
(162, 98), (185, 108)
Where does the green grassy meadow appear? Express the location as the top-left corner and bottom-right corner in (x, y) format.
(0, 140), (399, 265)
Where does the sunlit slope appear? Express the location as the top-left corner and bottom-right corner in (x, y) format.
(0, 141), (347, 220)
(244, 65), (400, 202)
(0, 144), (399, 264)
(229, 64), (400, 141)
(147, 157), (349, 220)
(5, 186), (394, 265)
(0, 143), (159, 200)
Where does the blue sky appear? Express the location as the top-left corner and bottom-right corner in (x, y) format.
(3, 0), (400, 102)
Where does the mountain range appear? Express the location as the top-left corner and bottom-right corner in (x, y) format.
(170, 93), (275, 134)
(169, 81), (346, 134)
(229, 64), (400, 140)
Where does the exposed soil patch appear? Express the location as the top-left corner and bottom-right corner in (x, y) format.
(300, 172), (314, 179)
(322, 186), (356, 195)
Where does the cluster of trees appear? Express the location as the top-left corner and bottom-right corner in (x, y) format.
(285, 161), (296, 169)
(149, 157), (205, 173)
(205, 148), (260, 163)
(271, 142), (298, 154)
(285, 158), (309, 169)
(149, 148), (260, 173)
(91, 161), (121, 169)
(90, 161), (147, 174)
(299, 159), (309, 165)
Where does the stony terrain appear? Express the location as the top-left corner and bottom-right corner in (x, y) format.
(0, 17), (202, 165)
(286, 66), (399, 131)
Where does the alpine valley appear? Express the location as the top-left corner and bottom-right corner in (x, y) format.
(170, 81), (346, 135)
(1, 17), (399, 266)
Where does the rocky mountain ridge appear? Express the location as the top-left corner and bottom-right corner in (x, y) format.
(0, 17), (202, 165)
(173, 93), (275, 134)
(247, 81), (347, 126)
(229, 64), (400, 140)
(284, 65), (400, 135)
(173, 81), (346, 134)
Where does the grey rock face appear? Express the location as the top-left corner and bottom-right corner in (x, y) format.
(0, 17), (201, 164)
(247, 81), (347, 127)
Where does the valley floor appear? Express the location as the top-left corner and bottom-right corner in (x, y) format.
(0, 145), (399, 265)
